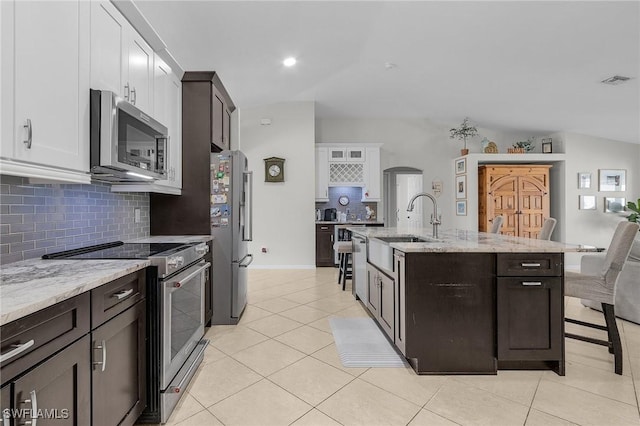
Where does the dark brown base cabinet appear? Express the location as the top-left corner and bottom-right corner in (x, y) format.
(4, 336), (91, 425)
(0, 269), (148, 426)
(315, 224), (335, 266)
(496, 253), (564, 375)
(367, 250), (566, 375)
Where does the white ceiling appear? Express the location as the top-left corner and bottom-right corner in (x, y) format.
(136, 1), (640, 144)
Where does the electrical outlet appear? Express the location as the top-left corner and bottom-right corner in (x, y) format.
(134, 208), (141, 223)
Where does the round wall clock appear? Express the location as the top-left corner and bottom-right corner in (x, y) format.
(338, 195), (350, 206)
(263, 157), (285, 182)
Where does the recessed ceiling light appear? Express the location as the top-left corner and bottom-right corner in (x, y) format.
(283, 57), (297, 67)
(601, 75), (631, 85)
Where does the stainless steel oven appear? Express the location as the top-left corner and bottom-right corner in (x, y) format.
(43, 240), (211, 424)
(160, 260), (209, 391)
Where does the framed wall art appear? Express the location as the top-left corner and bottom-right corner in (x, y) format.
(578, 172), (591, 189)
(455, 158), (466, 174)
(604, 197), (626, 213)
(579, 195), (596, 210)
(456, 200), (467, 216)
(598, 169), (626, 192)
(455, 175), (466, 199)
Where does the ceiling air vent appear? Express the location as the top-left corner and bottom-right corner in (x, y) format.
(601, 75), (631, 85)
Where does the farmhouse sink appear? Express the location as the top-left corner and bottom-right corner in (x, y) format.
(368, 235), (436, 274)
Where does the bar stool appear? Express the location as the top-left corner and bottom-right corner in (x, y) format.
(490, 215), (504, 233)
(333, 241), (353, 291)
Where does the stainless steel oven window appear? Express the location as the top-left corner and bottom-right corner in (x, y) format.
(161, 261), (210, 389)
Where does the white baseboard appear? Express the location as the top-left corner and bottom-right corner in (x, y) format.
(248, 265), (316, 270)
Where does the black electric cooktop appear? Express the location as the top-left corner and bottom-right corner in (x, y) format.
(43, 241), (187, 260)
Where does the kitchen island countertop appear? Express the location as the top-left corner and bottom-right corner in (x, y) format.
(348, 227), (597, 253)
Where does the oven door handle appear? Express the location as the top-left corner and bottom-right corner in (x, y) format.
(174, 262), (211, 289)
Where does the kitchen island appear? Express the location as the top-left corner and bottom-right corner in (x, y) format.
(348, 227), (597, 376)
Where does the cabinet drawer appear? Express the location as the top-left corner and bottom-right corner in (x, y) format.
(497, 253), (562, 277)
(91, 269), (146, 328)
(1, 292), (90, 384)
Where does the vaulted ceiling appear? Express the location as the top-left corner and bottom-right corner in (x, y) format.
(136, 1), (640, 144)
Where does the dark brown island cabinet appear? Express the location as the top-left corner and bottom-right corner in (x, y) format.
(363, 250), (565, 375)
(0, 269), (148, 426)
(315, 224), (335, 266)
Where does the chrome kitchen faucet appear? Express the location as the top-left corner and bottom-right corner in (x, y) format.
(407, 192), (441, 239)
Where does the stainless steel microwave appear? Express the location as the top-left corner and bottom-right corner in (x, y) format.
(90, 89), (168, 182)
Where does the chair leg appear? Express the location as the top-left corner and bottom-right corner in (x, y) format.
(340, 254), (347, 290)
(602, 303), (623, 375)
(337, 253), (343, 284)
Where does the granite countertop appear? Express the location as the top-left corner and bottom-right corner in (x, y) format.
(127, 235), (212, 243)
(0, 259), (149, 326)
(348, 227), (598, 253)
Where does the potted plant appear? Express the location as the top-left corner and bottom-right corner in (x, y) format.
(627, 198), (639, 223)
(449, 117), (478, 156)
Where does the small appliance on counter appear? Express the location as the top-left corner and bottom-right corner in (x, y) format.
(324, 208), (337, 221)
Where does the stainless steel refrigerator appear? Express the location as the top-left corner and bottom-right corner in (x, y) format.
(210, 150), (253, 324)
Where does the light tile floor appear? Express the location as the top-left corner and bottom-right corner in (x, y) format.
(159, 268), (640, 426)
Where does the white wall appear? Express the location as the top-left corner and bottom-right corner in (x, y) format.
(239, 102), (316, 268)
(562, 132), (639, 268)
(316, 117), (531, 227)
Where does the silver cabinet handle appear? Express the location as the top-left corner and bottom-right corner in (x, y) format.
(124, 83), (130, 101)
(0, 339), (35, 363)
(23, 119), (32, 149)
(113, 289), (133, 300)
(94, 340), (106, 372)
(22, 389), (38, 426)
(522, 282), (542, 286)
(131, 88), (137, 105)
(521, 263), (541, 267)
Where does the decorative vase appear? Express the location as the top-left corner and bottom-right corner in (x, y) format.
(460, 148), (469, 156)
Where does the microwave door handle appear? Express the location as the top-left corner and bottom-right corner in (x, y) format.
(243, 171), (253, 241)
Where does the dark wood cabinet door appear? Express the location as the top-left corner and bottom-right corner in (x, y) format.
(223, 108), (231, 150)
(315, 225), (334, 266)
(1, 384), (10, 426)
(92, 301), (146, 426)
(497, 277), (563, 361)
(12, 335), (90, 426)
(211, 91), (225, 151)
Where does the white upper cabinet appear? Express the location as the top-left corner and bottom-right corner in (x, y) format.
(90, 1), (153, 115)
(315, 147), (329, 201)
(347, 148), (365, 162)
(362, 147), (381, 201)
(315, 144), (381, 202)
(0, 0), (91, 182)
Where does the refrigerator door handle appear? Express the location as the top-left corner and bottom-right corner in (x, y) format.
(242, 171), (253, 241)
(239, 254), (254, 268)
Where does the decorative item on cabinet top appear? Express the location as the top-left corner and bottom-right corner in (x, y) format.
(542, 138), (553, 153)
(264, 157), (285, 182)
(449, 117), (478, 156)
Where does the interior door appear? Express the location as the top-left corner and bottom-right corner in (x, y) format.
(396, 174), (423, 229)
